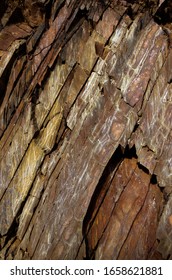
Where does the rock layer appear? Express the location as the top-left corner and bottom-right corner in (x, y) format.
(0, 0), (171, 259)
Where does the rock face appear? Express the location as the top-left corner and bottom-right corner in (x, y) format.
(0, 0), (171, 260)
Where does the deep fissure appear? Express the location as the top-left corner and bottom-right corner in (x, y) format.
(82, 143), (164, 259)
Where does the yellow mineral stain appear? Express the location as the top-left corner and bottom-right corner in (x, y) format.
(38, 112), (62, 152)
(15, 140), (44, 196)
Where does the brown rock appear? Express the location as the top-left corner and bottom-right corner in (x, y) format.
(0, 0), (171, 260)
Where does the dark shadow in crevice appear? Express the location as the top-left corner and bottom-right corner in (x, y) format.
(7, 8), (25, 25)
(81, 145), (123, 259)
(44, 0), (53, 28)
(3, 174), (41, 256)
(137, 162), (149, 175)
(154, 0), (172, 25)
(53, 0), (66, 22)
(83, 146), (123, 231)
(132, 122), (139, 133)
(3, 199), (26, 252)
(67, 7), (89, 33)
(0, 0), (6, 24)
(81, 144), (138, 259)
(124, 144), (137, 159)
(150, 174), (158, 185)
(0, 42), (26, 111)
(126, 5), (135, 20)
(0, 54), (19, 107)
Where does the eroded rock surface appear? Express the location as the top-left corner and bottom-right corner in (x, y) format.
(0, 0), (171, 259)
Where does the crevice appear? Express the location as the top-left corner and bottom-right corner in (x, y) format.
(3, 194), (29, 250)
(8, 53), (27, 95)
(137, 162), (150, 175)
(52, 0), (66, 22)
(84, 145), (123, 224)
(79, 145), (123, 259)
(81, 144), (138, 259)
(6, 8), (25, 25)
(26, 23), (46, 56)
(0, 53), (19, 107)
(124, 144), (137, 159)
(31, 86), (40, 133)
(132, 122), (139, 133)
(44, 0), (53, 29)
(163, 186), (172, 203)
(150, 173), (158, 185)
(138, 79), (151, 114)
(154, 0), (172, 25)
(38, 64), (52, 90)
(20, 186), (46, 243)
(0, 43), (27, 137)
(126, 5), (135, 20)
(3, 177), (46, 258)
(67, 7), (89, 34)
(1, 171), (45, 256)
(0, 0), (6, 21)
(49, 142), (59, 154)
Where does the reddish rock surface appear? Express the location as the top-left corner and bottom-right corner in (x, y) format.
(0, 0), (171, 260)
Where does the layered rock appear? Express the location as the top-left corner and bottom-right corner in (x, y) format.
(0, 0), (171, 259)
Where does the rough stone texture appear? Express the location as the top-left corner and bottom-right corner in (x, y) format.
(0, 0), (171, 260)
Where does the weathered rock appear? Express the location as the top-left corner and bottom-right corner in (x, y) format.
(0, 0), (171, 260)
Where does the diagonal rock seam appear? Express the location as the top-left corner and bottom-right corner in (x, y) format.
(0, 0), (172, 259)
